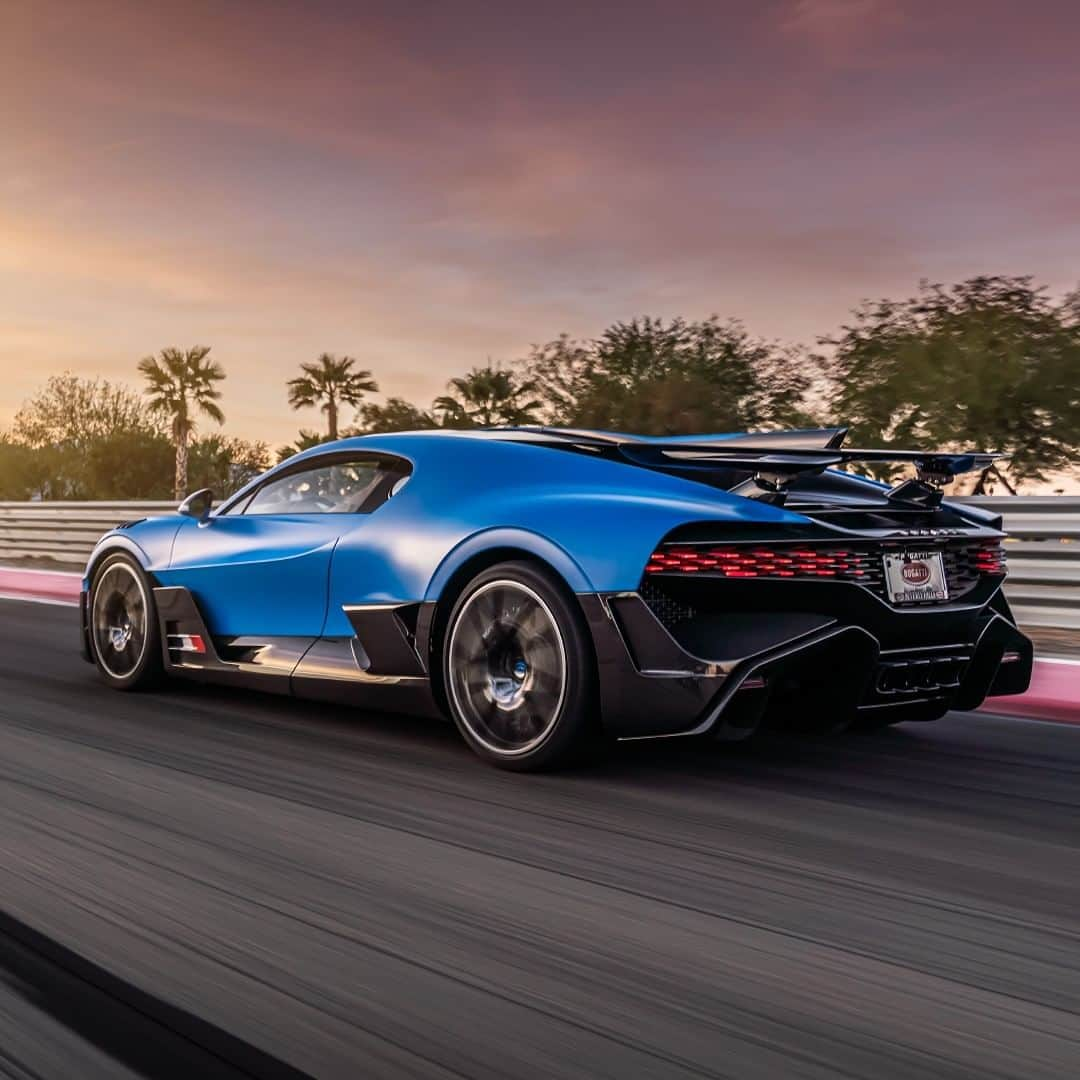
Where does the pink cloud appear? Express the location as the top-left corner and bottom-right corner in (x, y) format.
(1, 0), (1078, 442)
(780, 0), (905, 46)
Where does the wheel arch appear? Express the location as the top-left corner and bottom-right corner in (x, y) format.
(81, 540), (161, 664)
(83, 544), (164, 687)
(425, 528), (593, 600)
(423, 543), (600, 729)
(83, 536), (156, 590)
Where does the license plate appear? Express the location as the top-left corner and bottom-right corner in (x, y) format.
(883, 550), (949, 604)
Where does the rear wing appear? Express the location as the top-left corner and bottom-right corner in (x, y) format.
(617, 443), (1002, 479)
(493, 427), (1005, 505)
(617, 444), (1004, 505)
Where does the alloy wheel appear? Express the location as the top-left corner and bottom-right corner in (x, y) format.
(447, 579), (568, 756)
(91, 561), (150, 680)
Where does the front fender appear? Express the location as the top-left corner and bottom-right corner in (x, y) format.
(82, 517), (182, 589)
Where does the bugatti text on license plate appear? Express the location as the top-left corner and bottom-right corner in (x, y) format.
(883, 550), (949, 604)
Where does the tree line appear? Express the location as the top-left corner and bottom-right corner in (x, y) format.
(1, 275), (1077, 502)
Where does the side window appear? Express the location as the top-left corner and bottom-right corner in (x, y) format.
(243, 458), (406, 515)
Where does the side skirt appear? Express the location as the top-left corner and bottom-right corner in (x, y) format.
(154, 586), (305, 694)
(153, 587), (441, 717)
(292, 637), (441, 718)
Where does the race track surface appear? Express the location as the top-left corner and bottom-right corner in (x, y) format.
(0, 598), (1078, 1079)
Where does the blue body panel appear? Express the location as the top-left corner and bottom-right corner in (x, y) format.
(318, 438), (807, 635)
(87, 431), (879, 639)
(159, 515), (343, 636)
(83, 515), (183, 589)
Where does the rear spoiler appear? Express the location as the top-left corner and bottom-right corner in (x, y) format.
(501, 425), (850, 451)
(494, 427), (1005, 505)
(633, 426), (850, 451)
(618, 444), (1002, 478)
(615, 444), (1005, 505)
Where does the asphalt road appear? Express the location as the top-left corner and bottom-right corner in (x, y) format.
(0, 599), (1078, 1079)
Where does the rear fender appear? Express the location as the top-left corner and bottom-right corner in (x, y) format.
(423, 487), (807, 597)
(425, 528), (593, 600)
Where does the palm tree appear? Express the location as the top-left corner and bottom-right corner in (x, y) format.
(433, 363), (544, 428)
(276, 428), (328, 464)
(287, 354), (378, 440)
(138, 346), (225, 500)
(356, 397), (438, 434)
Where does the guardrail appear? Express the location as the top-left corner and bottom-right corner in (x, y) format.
(959, 496), (1080, 631)
(1, 497), (1078, 630)
(0, 502), (175, 565)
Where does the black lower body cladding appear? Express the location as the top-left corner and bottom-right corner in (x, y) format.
(580, 577), (1032, 740)
(81, 573), (1033, 746)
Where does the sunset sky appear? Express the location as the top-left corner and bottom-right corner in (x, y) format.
(2, 0), (1079, 445)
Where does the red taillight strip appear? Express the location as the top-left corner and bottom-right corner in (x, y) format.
(644, 545), (877, 579)
(972, 539), (1007, 575)
(645, 539), (1008, 581)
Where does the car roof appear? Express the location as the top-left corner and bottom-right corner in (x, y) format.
(297, 425), (848, 451)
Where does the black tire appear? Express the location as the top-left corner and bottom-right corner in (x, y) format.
(88, 552), (163, 690)
(441, 560), (600, 771)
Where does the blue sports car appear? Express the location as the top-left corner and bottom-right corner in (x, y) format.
(81, 427), (1032, 769)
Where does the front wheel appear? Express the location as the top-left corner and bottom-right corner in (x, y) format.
(442, 561), (599, 771)
(88, 552), (163, 690)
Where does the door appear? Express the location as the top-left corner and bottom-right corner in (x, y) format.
(158, 455), (402, 639)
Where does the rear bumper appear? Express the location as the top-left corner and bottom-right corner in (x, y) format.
(580, 589), (1033, 740)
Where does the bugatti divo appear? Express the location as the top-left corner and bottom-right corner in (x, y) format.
(81, 427), (1032, 769)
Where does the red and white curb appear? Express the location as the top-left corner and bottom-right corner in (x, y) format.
(0, 567), (82, 606)
(980, 657), (1080, 725)
(1, 566), (1077, 723)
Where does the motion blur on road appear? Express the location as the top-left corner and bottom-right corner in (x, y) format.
(1, 597), (1078, 1078)
(5, 0), (1080, 1074)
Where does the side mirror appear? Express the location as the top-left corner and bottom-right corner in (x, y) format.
(178, 488), (214, 523)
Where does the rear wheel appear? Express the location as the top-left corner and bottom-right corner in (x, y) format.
(88, 553), (163, 690)
(442, 561), (599, 770)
